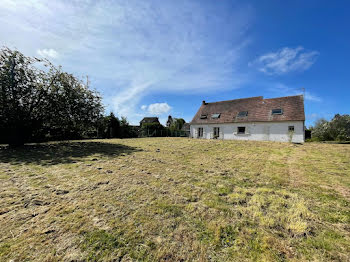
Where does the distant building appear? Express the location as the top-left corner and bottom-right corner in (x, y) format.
(166, 115), (174, 127)
(140, 117), (160, 127)
(190, 95), (305, 143)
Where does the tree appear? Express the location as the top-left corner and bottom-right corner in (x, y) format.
(311, 114), (350, 141)
(329, 114), (350, 141)
(120, 116), (138, 138)
(311, 118), (330, 141)
(97, 113), (120, 138)
(169, 118), (185, 131)
(108, 112), (120, 138)
(141, 122), (164, 137)
(0, 47), (103, 146)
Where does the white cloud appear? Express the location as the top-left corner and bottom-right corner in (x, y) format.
(306, 113), (318, 119)
(251, 46), (319, 75)
(304, 92), (322, 102)
(269, 83), (322, 102)
(37, 48), (59, 59)
(0, 0), (253, 124)
(147, 103), (171, 115)
(140, 103), (172, 115)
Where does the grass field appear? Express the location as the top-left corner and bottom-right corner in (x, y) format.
(0, 138), (349, 261)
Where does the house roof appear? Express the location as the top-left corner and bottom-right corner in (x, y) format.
(190, 95), (305, 124)
(140, 117), (160, 124)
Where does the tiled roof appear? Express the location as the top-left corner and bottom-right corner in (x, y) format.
(190, 95), (305, 124)
(140, 117), (160, 124)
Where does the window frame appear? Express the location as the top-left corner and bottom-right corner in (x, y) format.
(213, 127), (220, 137)
(198, 127), (204, 137)
(237, 126), (246, 134)
(211, 113), (220, 119)
(237, 111), (248, 117)
(271, 108), (283, 115)
(288, 126), (295, 132)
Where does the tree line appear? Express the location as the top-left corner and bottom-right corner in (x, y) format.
(0, 47), (140, 146)
(0, 47), (188, 146)
(309, 114), (350, 142)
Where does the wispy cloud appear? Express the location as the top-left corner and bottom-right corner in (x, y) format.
(37, 48), (59, 59)
(251, 46), (319, 75)
(306, 113), (319, 119)
(269, 83), (322, 102)
(141, 103), (171, 116)
(0, 0), (253, 124)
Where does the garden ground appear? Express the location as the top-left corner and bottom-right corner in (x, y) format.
(0, 138), (349, 261)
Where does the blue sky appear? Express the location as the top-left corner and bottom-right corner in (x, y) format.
(1, 0), (349, 126)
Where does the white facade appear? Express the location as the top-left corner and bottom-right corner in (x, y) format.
(190, 121), (305, 143)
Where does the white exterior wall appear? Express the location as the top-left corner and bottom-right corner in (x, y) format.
(190, 121), (304, 143)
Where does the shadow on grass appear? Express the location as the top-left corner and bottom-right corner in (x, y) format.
(0, 141), (142, 166)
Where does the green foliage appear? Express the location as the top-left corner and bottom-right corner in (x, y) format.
(119, 116), (139, 138)
(169, 118), (185, 131)
(141, 122), (164, 137)
(98, 115), (138, 138)
(97, 114), (138, 138)
(81, 230), (124, 261)
(97, 112), (120, 138)
(311, 114), (350, 141)
(0, 47), (103, 146)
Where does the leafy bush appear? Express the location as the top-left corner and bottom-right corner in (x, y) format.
(140, 122), (165, 137)
(311, 114), (350, 141)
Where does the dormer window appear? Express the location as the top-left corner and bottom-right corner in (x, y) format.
(272, 109), (283, 115)
(237, 111), (248, 117)
(211, 113), (220, 119)
(200, 114), (207, 119)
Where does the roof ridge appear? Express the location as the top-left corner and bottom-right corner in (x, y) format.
(205, 96), (263, 105)
(264, 94), (303, 101)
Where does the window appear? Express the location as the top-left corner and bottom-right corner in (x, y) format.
(200, 114), (207, 119)
(237, 111), (248, 117)
(288, 126), (294, 132)
(211, 113), (220, 119)
(198, 127), (204, 138)
(213, 127), (220, 137)
(237, 127), (246, 134)
(272, 108), (283, 115)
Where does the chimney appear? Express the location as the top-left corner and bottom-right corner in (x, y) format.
(202, 100), (206, 105)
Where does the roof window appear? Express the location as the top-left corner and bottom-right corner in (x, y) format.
(211, 113), (220, 119)
(237, 111), (248, 117)
(200, 114), (207, 119)
(272, 108), (283, 115)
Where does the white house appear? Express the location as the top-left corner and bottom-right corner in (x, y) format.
(190, 95), (305, 143)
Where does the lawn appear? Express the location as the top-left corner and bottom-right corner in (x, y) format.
(0, 138), (349, 261)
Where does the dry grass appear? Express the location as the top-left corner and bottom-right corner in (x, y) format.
(0, 138), (349, 261)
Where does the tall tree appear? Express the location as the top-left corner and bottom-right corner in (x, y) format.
(311, 114), (350, 141)
(0, 47), (103, 146)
